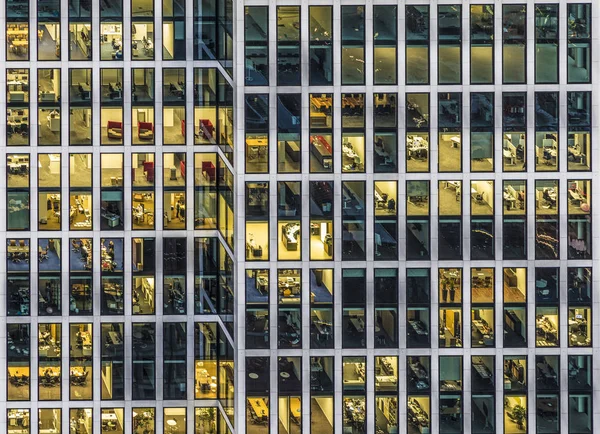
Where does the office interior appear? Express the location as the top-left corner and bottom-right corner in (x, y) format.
(101, 108), (124, 144)
(38, 324), (62, 400)
(342, 358), (366, 390)
(247, 396), (269, 433)
(133, 408), (156, 434)
(163, 106), (186, 144)
(37, 192), (60, 230)
(504, 306), (527, 347)
(504, 396), (527, 434)
(310, 94), (333, 129)
(343, 396), (366, 434)
(245, 133), (268, 173)
(39, 409), (60, 434)
(69, 408), (92, 434)
(163, 153), (186, 187)
(194, 106), (218, 145)
(375, 357), (398, 392)
(407, 396), (430, 434)
(38, 238), (61, 272)
(101, 409), (124, 434)
(275, 133), (299, 173)
(408, 356), (430, 392)
(6, 23), (29, 60)
(7, 361), (30, 401)
(438, 181), (461, 216)
(132, 22), (154, 59)
(472, 307), (494, 347)
(101, 69), (123, 102)
(38, 107), (61, 145)
(439, 268), (462, 304)
(132, 191), (155, 229)
(407, 308), (429, 348)
(163, 69), (186, 102)
(278, 308), (301, 349)
(69, 68), (92, 101)
(470, 180), (494, 215)
(440, 356), (462, 391)
(37, 153), (60, 189)
(132, 153), (155, 186)
(311, 399), (334, 433)
(503, 180), (526, 215)
(277, 269), (301, 304)
(309, 134), (333, 173)
(69, 153), (92, 188)
(342, 133), (365, 172)
(7, 154), (29, 188)
(439, 308), (462, 348)
(7, 69), (29, 103)
(568, 308), (591, 347)
(374, 181), (398, 256)
(470, 132), (494, 172)
(69, 24), (92, 60)
(194, 173), (217, 228)
(278, 221), (300, 260)
(567, 180), (591, 215)
(69, 108), (92, 145)
(131, 107), (155, 144)
(535, 307), (559, 346)
(100, 23), (123, 60)
(163, 408), (186, 434)
(69, 192), (92, 229)
(163, 191), (186, 229)
(7, 409), (30, 434)
(374, 132), (397, 172)
(438, 123), (461, 162)
(535, 132), (558, 171)
(504, 268), (527, 303)
(308, 220), (333, 260)
(471, 356), (494, 391)
(278, 396), (301, 434)
(7, 189), (30, 231)
(69, 323), (93, 400)
(471, 268), (494, 303)
(504, 357), (527, 391)
(406, 181), (429, 216)
(535, 181), (558, 215)
(7, 107), (29, 146)
(375, 397), (398, 434)
(568, 131), (591, 171)
(38, 22), (60, 60)
(310, 304), (333, 348)
(132, 68), (155, 102)
(503, 132), (526, 171)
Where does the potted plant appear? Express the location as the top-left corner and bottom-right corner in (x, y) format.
(511, 404), (526, 430)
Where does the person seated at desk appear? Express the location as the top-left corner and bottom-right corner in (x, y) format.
(543, 188), (557, 208)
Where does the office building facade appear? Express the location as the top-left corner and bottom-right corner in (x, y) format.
(0, 1), (597, 434)
(238, 2), (597, 434)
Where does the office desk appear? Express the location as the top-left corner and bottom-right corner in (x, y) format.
(249, 399), (269, 417)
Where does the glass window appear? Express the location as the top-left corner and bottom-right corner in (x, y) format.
(567, 3), (591, 83)
(438, 92), (462, 172)
(406, 5), (430, 84)
(277, 6), (300, 86)
(438, 5), (462, 84)
(502, 5), (526, 83)
(374, 6), (397, 84)
(309, 6), (333, 85)
(471, 5), (494, 84)
(245, 6), (268, 85)
(535, 4), (558, 83)
(341, 6), (365, 85)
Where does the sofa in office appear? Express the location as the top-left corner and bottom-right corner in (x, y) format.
(138, 122), (154, 140)
(106, 121), (122, 139)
